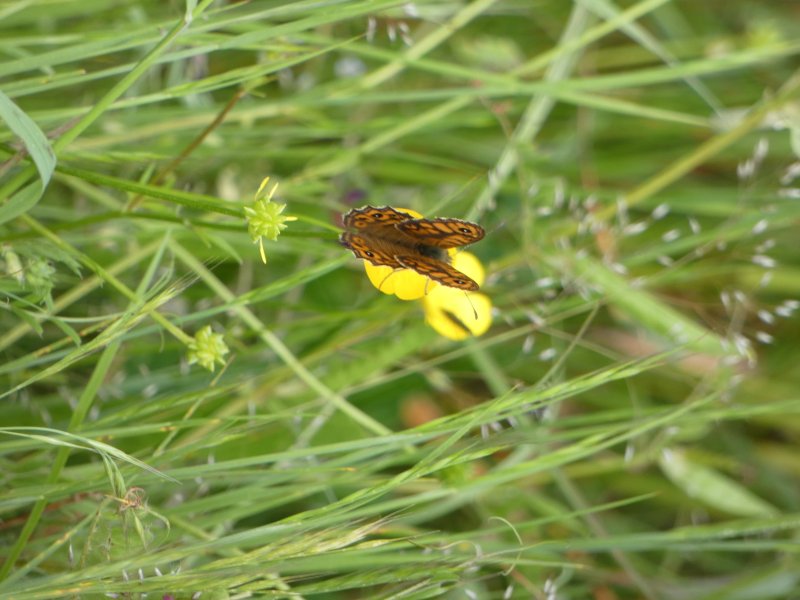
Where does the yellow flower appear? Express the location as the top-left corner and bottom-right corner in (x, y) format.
(359, 207), (492, 339)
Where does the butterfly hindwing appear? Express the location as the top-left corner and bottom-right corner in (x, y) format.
(395, 218), (485, 248)
(395, 255), (479, 291)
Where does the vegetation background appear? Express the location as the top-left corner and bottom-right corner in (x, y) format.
(1, 0), (799, 598)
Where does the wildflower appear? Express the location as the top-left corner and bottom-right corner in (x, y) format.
(187, 325), (228, 372)
(1, 246), (24, 283)
(244, 177), (297, 263)
(25, 256), (56, 308)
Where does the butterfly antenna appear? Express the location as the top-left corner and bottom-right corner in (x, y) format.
(464, 292), (478, 320)
(378, 269), (395, 291)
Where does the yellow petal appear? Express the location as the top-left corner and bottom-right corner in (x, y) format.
(451, 251), (485, 288)
(424, 289), (492, 340)
(395, 207), (423, 219)
(366, 262), (434, 300)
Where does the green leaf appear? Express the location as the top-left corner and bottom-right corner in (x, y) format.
(50, 316), (82, 347)
(0, 90), (56, 187)
(0, 182), (43, 226)
(659, 448), (779, 518)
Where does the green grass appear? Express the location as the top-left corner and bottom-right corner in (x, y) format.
(2, 1), (800, 598)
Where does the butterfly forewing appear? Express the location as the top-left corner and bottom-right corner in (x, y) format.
(343, 205), (414, 230)
(395, 218), (485, 248)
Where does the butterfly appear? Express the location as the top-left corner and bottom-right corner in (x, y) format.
(339, 205), (485, 291)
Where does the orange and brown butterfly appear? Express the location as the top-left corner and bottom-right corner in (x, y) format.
(339, 205), (485, 291)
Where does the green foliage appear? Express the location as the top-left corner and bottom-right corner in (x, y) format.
(1, 1), (800, 598)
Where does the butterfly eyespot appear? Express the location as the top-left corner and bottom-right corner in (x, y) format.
(459, 227), (470, 233)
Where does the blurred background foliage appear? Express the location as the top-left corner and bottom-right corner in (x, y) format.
(1, 0), (800, 598)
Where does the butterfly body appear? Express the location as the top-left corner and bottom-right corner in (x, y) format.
(415, 242), (449, 261)
(339, 205), (485, 291)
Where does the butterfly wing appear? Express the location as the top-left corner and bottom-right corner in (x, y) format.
(340, 232), (403, 268)
(395, 218), (485, 248)
(343, 205), (415, 230)
(395, 254), (480, 291)
(341, 206), (484, 291)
